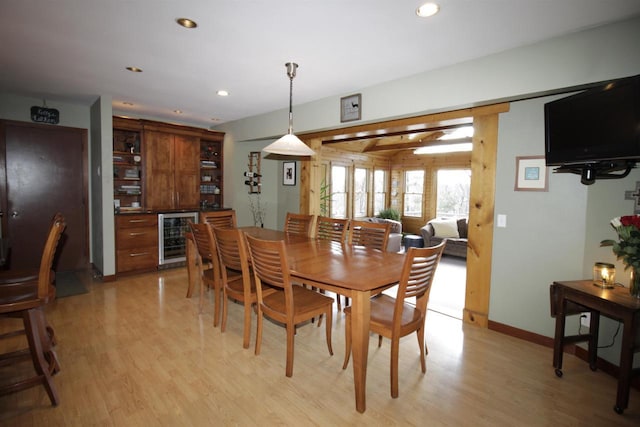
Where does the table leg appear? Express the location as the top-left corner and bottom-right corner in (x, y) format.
(553, 295), (567, 377)
(614, 314), (635, 414)
(350, 290), (371, 413)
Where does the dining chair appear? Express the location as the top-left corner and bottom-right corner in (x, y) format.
(315, 216), (350, 311)
(341, 219), (392, 308)
(284, 212), (316, 237)
(200, 210), (237, 229)
(213, 227), (276, 349)
(245, 234), (334, 377)
(348, 219), (391, 251)
(342, 242), (445, 398)
(0, 213), (66, 406)
(188, 221), (222, 326)
(315, 216), (349, 243)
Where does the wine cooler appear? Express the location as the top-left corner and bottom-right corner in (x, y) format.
(158, 212), (198, 266)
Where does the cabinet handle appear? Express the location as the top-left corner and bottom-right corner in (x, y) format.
(129, 252), (149, 257)
(128, 219), (148, 224)
(129, 232), (147, 237)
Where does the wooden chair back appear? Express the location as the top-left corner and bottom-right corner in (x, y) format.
(189, 221), (216, 262)
(245, 235), (291, 299)
(39, 213), (66, 301)
(394, 243), (445, 326)
(0, 213), (66, 309)
(284, 212), (315, 237)
(213, 227), (249, 278)
(315, 216), (349, 243)
(200, 210), (237, 229)
(348, 220), (391, 251)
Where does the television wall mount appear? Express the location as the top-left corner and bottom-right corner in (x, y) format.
(553, 160), (637, 185)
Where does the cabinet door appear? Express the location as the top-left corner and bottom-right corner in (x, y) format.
(145, 131), (175, 210)
(174, 135), (200, 209)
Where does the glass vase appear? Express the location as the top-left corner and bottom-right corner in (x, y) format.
(629, 266), (640, 298)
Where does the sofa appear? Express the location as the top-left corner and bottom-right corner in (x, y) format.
(361, 217), (403, 253)
(420, 218), (468, 258)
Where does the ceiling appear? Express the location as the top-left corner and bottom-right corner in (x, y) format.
(1, 1), (639, 129)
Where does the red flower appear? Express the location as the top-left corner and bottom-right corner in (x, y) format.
(620, 215), (640, 229)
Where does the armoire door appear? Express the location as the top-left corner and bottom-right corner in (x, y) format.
(0, 120), (89, 271)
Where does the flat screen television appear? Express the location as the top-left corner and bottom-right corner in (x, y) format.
(544, 74), (640, 168)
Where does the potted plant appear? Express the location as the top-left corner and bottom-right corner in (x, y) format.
(377, 208), (401, 221)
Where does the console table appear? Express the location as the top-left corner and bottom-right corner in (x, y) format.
(551, 280), (640, 414)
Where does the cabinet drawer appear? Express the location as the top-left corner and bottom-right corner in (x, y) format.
(117, 248), (158, 272)
(117, 227), (158, 249)
(117, 214), (158, 229)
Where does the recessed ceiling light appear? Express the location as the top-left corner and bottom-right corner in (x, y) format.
(176, 18), (198, 28)
(126, 66), (143, 73)
(217, 90), (229, 97)
(416, 3), (440, 18)
(173, 109), (183, 114)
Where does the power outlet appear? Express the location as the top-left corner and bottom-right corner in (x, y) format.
(580, 312), (591, 327)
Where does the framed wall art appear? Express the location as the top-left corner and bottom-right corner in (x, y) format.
(283, 161), (296, 186)
(340, 93), (361, 122)
(515, 155), (549, 191)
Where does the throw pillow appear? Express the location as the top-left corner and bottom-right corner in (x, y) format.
(430, 218), (460, 238)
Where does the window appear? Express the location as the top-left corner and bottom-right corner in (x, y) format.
(403, 170), (424, 217)
(436, 169), (471, 218)
(373, 169), (387, 216)
(353, 168), (368, 217)
(331, 165), (348, 218)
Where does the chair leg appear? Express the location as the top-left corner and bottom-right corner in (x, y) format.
(285, 323), (295, 377)
(417, 327), (427, 373)
(390, 337), (400, 399)
(24, 309), (59, 406)
(35, 308), (60, 375)
(212, 285), (221, 327)
(325, 308), (333, 356)
(342, 313), (351, 369)
(254, 307), (263, 356)
(221, 290), (228, 332)
(242, 302), (252, 349)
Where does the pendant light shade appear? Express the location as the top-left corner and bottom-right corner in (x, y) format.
(263, 62), (315, 156)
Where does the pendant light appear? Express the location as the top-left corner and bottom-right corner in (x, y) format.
(263, 62), (315, 156)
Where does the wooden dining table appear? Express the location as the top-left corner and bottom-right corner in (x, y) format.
(241, 226), (405, 413)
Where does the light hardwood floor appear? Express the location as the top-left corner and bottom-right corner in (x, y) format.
(1, 267), (638, 426)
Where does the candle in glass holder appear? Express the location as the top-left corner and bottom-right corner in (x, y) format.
(593, 262), (615, 288)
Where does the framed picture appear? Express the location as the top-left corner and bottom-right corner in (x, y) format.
(515, 155), (549, 191)
(340, 94), (361, 122)
(283, 161), (296, 186)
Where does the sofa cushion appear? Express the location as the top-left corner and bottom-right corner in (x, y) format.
(429, 218), (459, 238)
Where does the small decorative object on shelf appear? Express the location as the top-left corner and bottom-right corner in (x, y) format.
(600, 214), (640, 297)
(593, 262), (615, 288)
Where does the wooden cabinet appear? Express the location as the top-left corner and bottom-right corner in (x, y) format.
(115, 213), (158, 274)
(113, 118), (144, 212)
(144, 129), (200, 210)
(199, 139), (224, 208)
